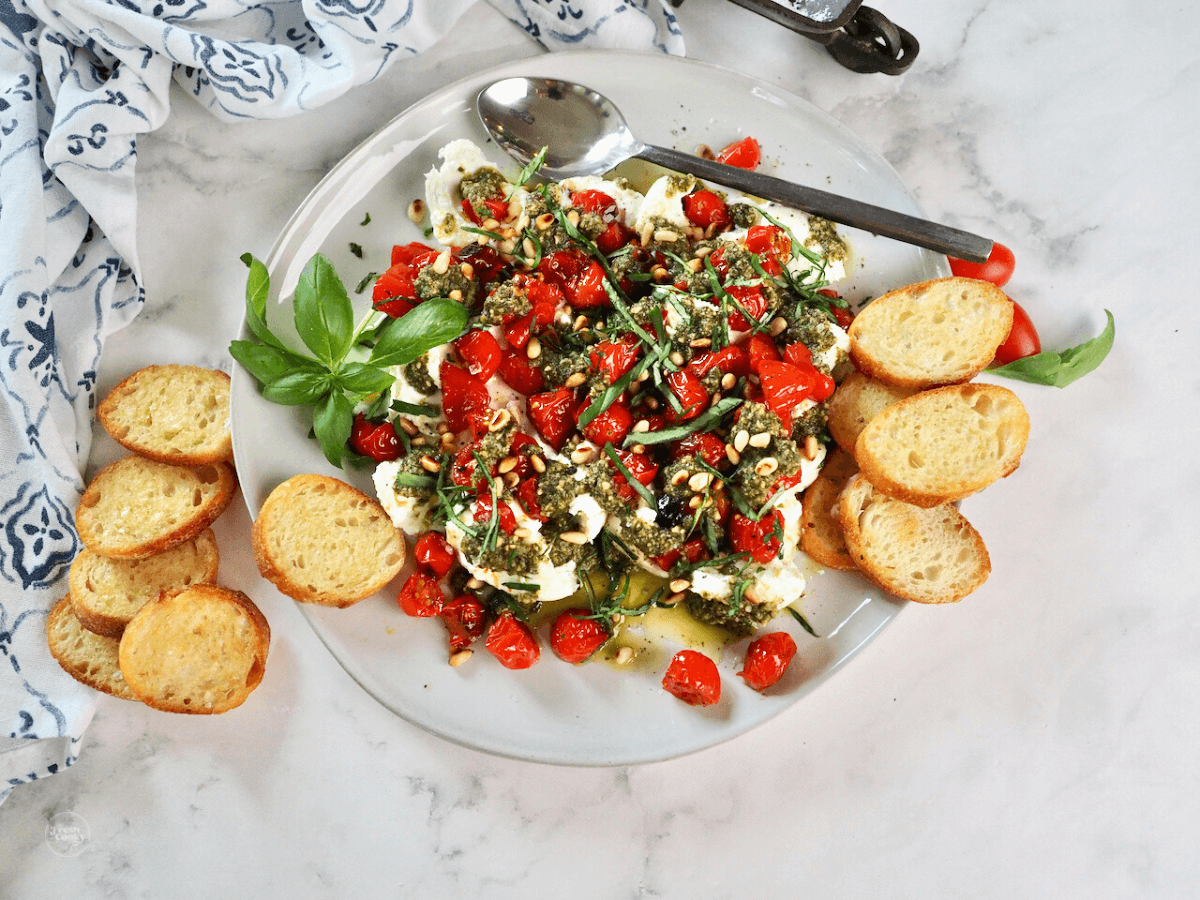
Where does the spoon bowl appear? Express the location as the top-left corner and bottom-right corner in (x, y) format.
(477, 76), (992, 262)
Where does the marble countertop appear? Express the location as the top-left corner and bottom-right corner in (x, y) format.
(5, 1), (1198, 896)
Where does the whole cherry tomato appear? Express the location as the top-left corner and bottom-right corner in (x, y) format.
(497, 349), (545, 395)
(994, 299), (1042, 364)
(671, 432), (728, 469)
(725, 284), (768, 331)
(716, 136), (762, 171)
(549, 609), (610, 664)
(662, 650), (721, 706)
(485, 615), (540, 669)
(398, 570), (447, 618)
(527, 388), (579, 452)
(414, 531), (456, 578)
(948, 242), (1016, 288)
(682, 190), (731, 229)
(738, 632), (798, 691)
(688, 343), (749, 380)
(349, 415), (402, 462)
(440, 361), (492, 436)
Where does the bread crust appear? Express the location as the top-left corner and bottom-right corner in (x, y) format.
(799, 448), (858, 571)
(835, 477), (990, 604)
(118, 584), (270, 714)
(46, 595), (138, 700)
(854, 383), (1029, 508)
(69, 528), (220, 638)
(848, 277), (1013, 389)
(826, 369), (917, 455)
(75, 457), (237, 559)
(252, 474), (405, 607)
(98, 365), (233, 465)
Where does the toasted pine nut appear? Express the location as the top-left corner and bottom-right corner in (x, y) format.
(670, 469), (690, 487)
(522, 237), (536, 259)
(535, 212), (555, 230)
(669, 351), (685, 367)
(459, 262), (475, 279)
(669, 578), (691, 593)
(449, 649), (473, 667)
(559, 531), (588, 545)
(526, 337), (542, 360)
(720, 372), (737, 390)
(687, 257), (704, 273)
(804, 435), (821, 461)
(614, 646), (634, 665)
(411, 436), (428, 447)
(508, 198), (523, 219)
(419, 455), (440, 473)
(570, 444), (597, 465)
(688, 472), (711, 492)
(432, 250), (451, 275)
(665, 591), (686, 605)
(448, 289), (463, 301)
(497, 456), (518, 474)
(573, 315), (589, 331)
(630, 443), (646, 455)
(407, 199), (426, 222)
(632, 420), (651, 434)
(564, 372), (587, 388)
(397, 418), (419, 436)
(514, 527), (532, 540)
(488, 409), (512, 432)
(640, 223), (654, 246)
(734, 429), (750, 453)
(754, 457), (779, 476)
(567, 210), (581, 227)
(654, 229), (679, 243)
(749, 431), (772, 448)
(530, 454), (546, 474)
(503, 471), (520, 488)
(482, 218), (500, 232)
(688, 495), (702, 510)
(689, 337), (712, 349)
(769, 317), (788, 336)
(726, 444), (741, 465)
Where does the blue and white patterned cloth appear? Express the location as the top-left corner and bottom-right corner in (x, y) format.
(0, 0), (683, 803)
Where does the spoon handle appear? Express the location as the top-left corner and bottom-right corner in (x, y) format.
(636, 144), (992, 264)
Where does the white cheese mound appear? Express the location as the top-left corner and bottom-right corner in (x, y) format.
(560, 175), (644, 223)
(444, 504), (580, 602)
(388, 343), (448, 431)
(633, 173), (697, 234)
(425, 139), (529, 248)
(373, 460), (440, 536)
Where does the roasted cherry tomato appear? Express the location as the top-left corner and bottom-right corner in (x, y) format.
(549, 609), (610, 664)
(596, 221), (636, 255)
(717, 136), (761, 171)
(569, 189), (618, 217)
(373, 242), (439, 317)
(514, 477), (548, 522)
(413, 531), (456, 578)
(485, 615), (540, 669)
(497, 349), (545, 395)
(527, 388), (578, 452)
(450, 444), (479, 487)
(682, 190), (731, 229)
(744, 332), (782, 376)
(817, 288), (853, 329)
(472, 493), (517, 535)
(649, 537), (710, 573)
(537, 249), (587, 293)
(662, 649), (721, 706)
(440, 361), (492, 436)
(758, 360), (835, 420)
(744, 225), (789, 276)
(349, 415), (402, 462)
(579, 401), (632, 447)
(729, 511), (784, 565)
(566, 259), (611, 309)
(440, 594), (488, 652)
(454, 329), (502, 382)
(948, 242), (1016, 288)
(398, 570), (447, 618)
(688, 343), (749, 380)
(664, 369), (709, 422)
(725, 284), (768, 331)
(671, 432), (728, 470)
(994, 298), (1042, 364)
(608, 449), (658, 503)
(738, 632), (798, 691)
(590, 335), (641, 384)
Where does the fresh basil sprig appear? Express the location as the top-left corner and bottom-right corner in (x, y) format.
(229, 252), (468, 468)
(990, 309), (1115, 388)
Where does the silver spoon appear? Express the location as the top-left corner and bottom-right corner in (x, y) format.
(477, 76), (992, 263)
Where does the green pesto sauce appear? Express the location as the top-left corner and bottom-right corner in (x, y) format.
(728, 203), (760, 229)
(460, 168), (508, 212)
(403, 353), (438, 396)
(479, 281), (532, 325)
(415, 264), (478, 307)
(783, 308), (837, 363)
(806, 217), (849, 263)
(736, 401), (788, 440)
(736, 434), (802, 509)
(685, 592), (774, 637)
(389, 454), (438, 499)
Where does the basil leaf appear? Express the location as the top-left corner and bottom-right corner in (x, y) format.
(335, 361), (395, 397)
(240, 253), (285, 350)
(369, 298), (469, 368)
(991, 309), (1115, 388)
(229, 339), (309, 386)
(626, 396), (743, 447)
(262, 369), (333, 406)
(294, 254), (354, 367)
(313, 390), (354, 469)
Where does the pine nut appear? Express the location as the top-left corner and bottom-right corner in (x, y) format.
(804, 435), (821, 461)
(411, 436), (428, 447)
(630, 444), (646, 455)
(459, 262), (475, 279)
(632, 420), (651, 433)
(397, 418), (419, 436)
(665, 591), (686, 605)
(654, 229), (679, 243)
(567, 210), (581, 227)
(488, 409), (512, 432)
(669, 578), (691, 593)
(769, 317), (788, 336)
(449, 649), (473, 667)
(497, 456), (518, 474)
(522, 237), (536, 259)
(535, 212), (555, 230)
(734, 429), (750, 453)
(640, 223), (654, 246)
(688, 257), (703, 273)
(749, 431), (771, 448)
(614, 646), (634, 665)
(720, 372), (737, 390)
(669, 351), (685, 366)
(499, 239), (515, 254)
(754, 457), (779, 476)
(526, 337), (542, 360)
(688, 495), (702, 509)
(407, 199), (426, 222)
(689, 337), (712, 349)
(564, 372), (587, 388)
(448, 289), (462, 301)
(514, 527), (532, 540)
(432, 250), (451, 275)
(530, 454), (546, 474)
(726, 444), (740, 465)
(573, 315), (589, 331)
(503, 471), (520, 488)
(560, 531), (588, 545)
(419, 455), (440, 473)
(508, 198), (523, 219)
(695, 245), (713, 258)
(467, 577), (485, 590)
(671, 469), (691, 487)
(570, 444), (597, 464)
(652, 266), (671, 283)
(688, 472), (711, 492)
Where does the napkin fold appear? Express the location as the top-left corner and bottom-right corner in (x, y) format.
(0, 0), (683, 803)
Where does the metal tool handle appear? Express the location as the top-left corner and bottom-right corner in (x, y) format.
(636, 144), (991, 263)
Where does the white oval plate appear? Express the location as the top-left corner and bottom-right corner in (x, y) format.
(231, 51), (948, 765)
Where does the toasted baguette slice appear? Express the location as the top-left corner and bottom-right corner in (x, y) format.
(836, 477), (989, 604)
(848, 277), (1013, 388)
(118, 584), (270, 714)
(855, 383), (1029, 508)
(69, 529), (220, 638)
(98, 365), (232, 465)
(826, 369), (917, 455)
(75, 457), (237, 559)
(46, 595), (137, 700)
(252, 474), (405, 607)
(800, 449), (859, 571)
